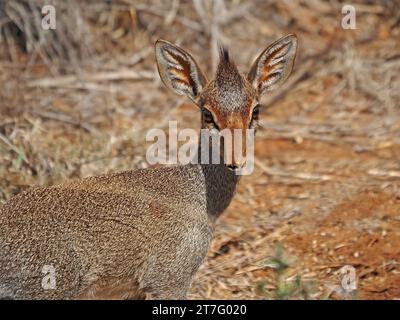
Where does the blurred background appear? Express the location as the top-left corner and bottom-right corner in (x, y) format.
(0, 0), (399, 299)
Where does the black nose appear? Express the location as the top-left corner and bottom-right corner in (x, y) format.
(227, 164), (238, 171)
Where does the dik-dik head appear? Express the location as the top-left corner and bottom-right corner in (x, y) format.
(155, 35), (297, 170)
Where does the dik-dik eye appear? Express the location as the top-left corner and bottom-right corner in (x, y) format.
(249, 104), (260, 129)
(202, 108), (219, 129)
(251, 104), (260, 120)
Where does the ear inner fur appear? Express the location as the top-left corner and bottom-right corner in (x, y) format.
(247, 34), (297, 95)
(155, 40), (207, 101)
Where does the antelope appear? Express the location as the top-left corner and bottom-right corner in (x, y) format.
(0, 35), (297, 299)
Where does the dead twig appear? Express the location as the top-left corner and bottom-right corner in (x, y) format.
(27, 69), (155, 88)
(368, 169), (400, 178)
(32, 110), (97, 134)
(255, 158), (335, 181)
(0, 132), (36, 173)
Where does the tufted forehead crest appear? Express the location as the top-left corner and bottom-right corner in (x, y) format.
(214, 46), (249, 111)
(215, 47), (242, 90)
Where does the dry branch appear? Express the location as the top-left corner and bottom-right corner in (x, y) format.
(368, 169), (400, 178)
(27, 70), (155, 88)
(254, 158), (335, 181)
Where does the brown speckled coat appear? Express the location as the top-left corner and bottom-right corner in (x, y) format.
(0, 164), (237, 299)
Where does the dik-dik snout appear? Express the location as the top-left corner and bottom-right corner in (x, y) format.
(155, 35), (298, 169)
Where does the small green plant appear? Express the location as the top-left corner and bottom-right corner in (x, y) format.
(260, 242), (291, 271)
(13, 150), (26, 170)
(256, 243), (316, 300)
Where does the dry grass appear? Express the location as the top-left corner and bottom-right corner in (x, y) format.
(1, 0), (400, 299)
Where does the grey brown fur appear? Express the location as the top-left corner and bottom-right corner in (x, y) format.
(0, 164), (236, 299)
(0, 35), (297, 299)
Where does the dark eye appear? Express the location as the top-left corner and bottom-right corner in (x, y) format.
(202, 108), (219, 129)
(252, 104), (260, 119)
(203, 108), (214, 122)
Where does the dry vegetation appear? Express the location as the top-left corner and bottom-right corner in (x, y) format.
(0, 0), (399, 299)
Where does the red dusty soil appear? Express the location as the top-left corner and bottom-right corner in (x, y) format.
(189, 132), (400, 300)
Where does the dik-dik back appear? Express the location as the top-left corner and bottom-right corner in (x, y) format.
(0, 165), (214, 299)
(0, 35), (297, 299)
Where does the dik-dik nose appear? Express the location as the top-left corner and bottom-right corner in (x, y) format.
(222, 128), (249, 171)
(226, 157), (247, 171)
(226, 164), (240, 171)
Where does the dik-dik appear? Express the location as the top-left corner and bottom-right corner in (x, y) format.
(0, 35), (297, 299)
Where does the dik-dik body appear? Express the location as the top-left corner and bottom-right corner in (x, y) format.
(0, 35), (297, 299)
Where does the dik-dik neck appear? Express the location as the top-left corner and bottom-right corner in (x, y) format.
(201, 163), (239, 220)
(195, 133), (240, 221)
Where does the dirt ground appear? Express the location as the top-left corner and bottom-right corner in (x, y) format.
(0, 0), (399, 299)
(190, 136), (400, 299)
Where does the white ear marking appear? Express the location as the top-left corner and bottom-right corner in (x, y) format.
(248, 34), (298, 95)
(155, 40), (207, 101)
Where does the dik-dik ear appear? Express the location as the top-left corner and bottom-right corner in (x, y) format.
(247, 34), (297, 95)
(155, 39), (207, 102)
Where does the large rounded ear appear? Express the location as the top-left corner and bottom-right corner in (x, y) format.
(247, 34), (297, 96)
(155, 39), (208, 102)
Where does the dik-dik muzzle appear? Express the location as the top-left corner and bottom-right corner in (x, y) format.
(155, 35), (298, 170)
